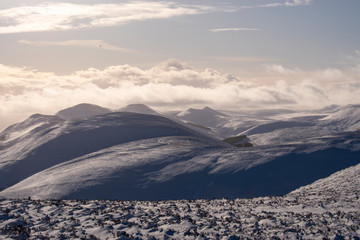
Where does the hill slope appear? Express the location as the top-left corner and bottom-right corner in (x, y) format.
(0, 112), (218, 192)
(1, 138), (360, 200)
(0, 164), (359, 239)
(1, 104), (360, 200)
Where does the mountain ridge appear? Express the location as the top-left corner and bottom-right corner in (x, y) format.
(0, 103), (360, 200)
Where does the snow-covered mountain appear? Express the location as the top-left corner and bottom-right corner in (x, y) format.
(243, 105), (360, 149)
(119, 103), (159, 115)
(177, 106), (228, 128)
(0, 103), (360, 200)
(173, 104), (360, 143)
(55, 103), (112, 120)
(319, 104), (360, 132)
(0, 111), (219, 193)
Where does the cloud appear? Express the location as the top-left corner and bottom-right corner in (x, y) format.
(260, 0), (313, 8)
(0, 1), (210, 34)
(344, 50), (360, 63)
(214, 0), (312, 12)
(285, 0), (313, 6)
(199, 56), (275, 63)
(1, 59), (360, 130)
(0, 1), (315, 35)
(210, 28), (262, 32)
(18, 39), (135, 53)
(266, 64), (302, 75)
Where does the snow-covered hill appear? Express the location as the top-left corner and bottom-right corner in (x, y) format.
(1, 103), (359, 239)
(1, 163), (359, 239)
(319, 104), (360, 132)
(0, 111), (219, 193)
(55, 103), (112, 120)
(1, 137), (359, 200)
(0, 114), (66, 170)
(289, 162), (360, 208)
(1, 103), (360, 200)
(177, 106), (228, 128)
(222, 104), (360, 149)
(119, 103), (160, 115)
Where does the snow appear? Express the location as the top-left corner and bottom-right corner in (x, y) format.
(0, 111), (216, 192)
(119, 103), (160, 115)
(0, 136), (219, 199)
(1, 122), (44, 143)
(55, 103), (112, 120)
(177, 106), (228, 128)
(320, 104), (360, 132)
(0, 114), (66, 171)
(1, 138), (359, 200)
(1, 164), (359, 239)
(1, 103), (360, 201)
(174, 104), (360, 143)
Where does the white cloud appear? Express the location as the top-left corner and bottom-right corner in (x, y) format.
(0, 1), (210, 34)
(200, 56), (274, 63)
(344, 50), (360, 64)
(0, 60), (360, 130)
(266, 64), (302, 75)
(0, 1), (315, 35)
(260, 0), (313, 8)
(210, 28), (262, 32)
(18, 39), (135, 53)
(285, 0), (313, 6)
(260, 3), (283, 8)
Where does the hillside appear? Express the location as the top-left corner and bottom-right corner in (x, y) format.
(1, 103), (360, 200)
(0, 111), (219, 193)
(1, 163), (359, 239)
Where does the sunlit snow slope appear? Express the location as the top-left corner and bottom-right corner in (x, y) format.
(1, 104), (360, 200)
(0, 111), (218, 193)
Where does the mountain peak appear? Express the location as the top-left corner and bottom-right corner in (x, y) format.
(177, 106), (227, 128)
(202, 106), (227, 116)
(119, 104), (159, 115)
(55, 103), (112, 120)
(179, 106), (227, 117)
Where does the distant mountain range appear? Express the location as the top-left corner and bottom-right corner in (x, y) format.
(0, 103), (359, 200)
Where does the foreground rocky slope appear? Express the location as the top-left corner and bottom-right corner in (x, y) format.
(1, 163), (359, 239)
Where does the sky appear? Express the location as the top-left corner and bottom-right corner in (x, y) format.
(1, 0), (360, 129)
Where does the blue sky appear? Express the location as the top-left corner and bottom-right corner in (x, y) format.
(0, 0), (360, 128)
(1, 0), (359, 73)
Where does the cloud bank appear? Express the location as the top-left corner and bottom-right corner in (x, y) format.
(0, 1), (210, 34)
(1, 59), (360, 130)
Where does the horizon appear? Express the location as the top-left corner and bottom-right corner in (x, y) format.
(1, 0), (360, 129)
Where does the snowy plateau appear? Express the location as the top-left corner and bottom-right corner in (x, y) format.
(1, 103), (360, 239)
